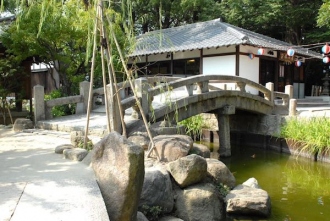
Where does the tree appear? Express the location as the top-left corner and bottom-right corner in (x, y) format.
(131, 0), (222, 33)
(0, 0), (92, 96)
(315, 0), (330, 43)
(0, 54), (27, 123)
(219, 0), (323, 45)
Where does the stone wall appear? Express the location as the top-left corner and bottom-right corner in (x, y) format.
(201, 112), (286, 137)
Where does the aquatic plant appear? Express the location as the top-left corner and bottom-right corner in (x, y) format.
(179, 114), (209, 141)
(280, 117), (330, 155)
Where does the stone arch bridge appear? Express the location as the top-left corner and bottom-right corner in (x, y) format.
(34, 75), (293, 156)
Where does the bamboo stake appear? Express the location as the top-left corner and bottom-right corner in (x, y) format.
(84, 5), (99, 149)
(106, 15), (160, 160)
(102, 13), (127, 138)
(98, 1), (111, 133)
(98, 2), (127, 136)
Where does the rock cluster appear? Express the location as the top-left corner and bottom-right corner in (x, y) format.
(55, 127), (271, 221)
(54, 131), (89, 162)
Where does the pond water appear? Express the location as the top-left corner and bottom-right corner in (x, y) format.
(206, 142), (330, 221)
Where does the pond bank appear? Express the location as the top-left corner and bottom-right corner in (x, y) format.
(202, 109), (330, 163)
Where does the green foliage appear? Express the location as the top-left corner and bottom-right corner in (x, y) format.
(77, 140), (94, 151)
(140, 205), (162, 221)
(317, 0), (330, 28)
(280, 117), (330, 155)
(44, 90), (76, 117)
(179, 114), (207, 141)
(0, 0), (93, 95)
(217, 183), (230, 198)
(219, 0), (323, 45)
(131, 0), (222, 33)
(0, 54), (27, 124)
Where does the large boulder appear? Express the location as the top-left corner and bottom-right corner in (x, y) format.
(175, 183), (223, 221)
(242, 177), (260, 189)
(139, 166), (174, 213)
(91, 132), (145, 221)
(137, 212), (149, 221)
(128, 132), (150, 150)
(167, 154), (207, 188)
(225, 180), (271, 217)
(189, 143), (210, 158)
(13, 118), (33, 132)
(159, 216), (184, 221)
(206, 159), (236, 188)
(152, 135), (193, 162)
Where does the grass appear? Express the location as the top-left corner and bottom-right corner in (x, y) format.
(280, 117), (330, 155)
(179, 114), (209, 141)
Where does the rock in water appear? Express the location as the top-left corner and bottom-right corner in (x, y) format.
(225, 184), (271, 217)
(91, 132), (145, 221)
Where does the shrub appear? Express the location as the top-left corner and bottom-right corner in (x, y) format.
(45, 89), (76, 117)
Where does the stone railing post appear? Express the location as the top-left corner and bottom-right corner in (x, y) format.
(134, 78), (150, 118)
(196, 81), (209, 94)
(33, 85), (45, 122)
(289, 99), (297, 116)
(186, 84), (194, 96)
(236, 82), (246, 92)
(285, 85), (293, 99)
(76, 81), (90, 114)
(265, 82), (274, 103)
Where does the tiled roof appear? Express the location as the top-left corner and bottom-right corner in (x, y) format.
(130, 18), (322, 59)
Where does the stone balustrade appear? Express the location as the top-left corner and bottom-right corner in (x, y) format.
(34, 75), (293, 124)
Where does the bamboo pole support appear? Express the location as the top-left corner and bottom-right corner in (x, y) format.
(107, 14), (160, 160)
(83, 5), (99, 149)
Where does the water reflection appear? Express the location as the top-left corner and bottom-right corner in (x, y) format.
(201, 142), (330, 221)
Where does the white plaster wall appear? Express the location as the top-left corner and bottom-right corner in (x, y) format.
(203, 55), (236, 90)
(203, 55), (236, 75)
(239, 55), (259, 95)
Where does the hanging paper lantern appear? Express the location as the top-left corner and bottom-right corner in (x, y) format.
(287, 48), (295, 56)
(322, 43), (330, 54)
(257, 48), (264, 55)
(323, 57), (330, 63)
(295, 60), (302, 67)
(248, 53), (255, 59)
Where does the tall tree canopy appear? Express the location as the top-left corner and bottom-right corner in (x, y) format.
(131, 0), (222, 33)
(219, 0), (324, 45)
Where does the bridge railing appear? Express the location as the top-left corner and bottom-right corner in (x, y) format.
(33, 75), (293, 123)
(132, 75), (292, 118)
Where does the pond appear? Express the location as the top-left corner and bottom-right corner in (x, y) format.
(206, 142), (330, 220)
